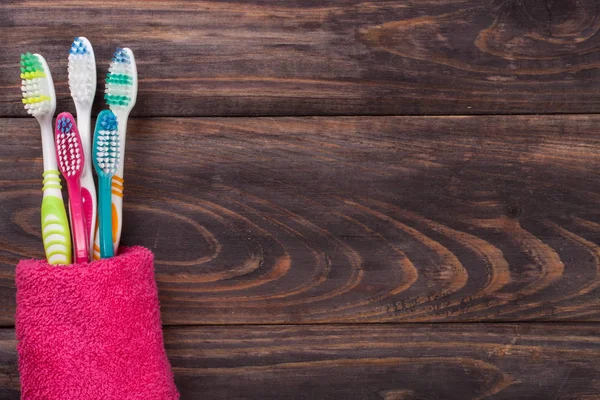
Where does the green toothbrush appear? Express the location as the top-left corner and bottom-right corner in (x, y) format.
(21, 53), (71, 265)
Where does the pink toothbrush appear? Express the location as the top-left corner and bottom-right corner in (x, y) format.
(55, 112), (89, 263)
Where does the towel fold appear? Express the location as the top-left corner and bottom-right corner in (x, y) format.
(16, 246), (179, 400)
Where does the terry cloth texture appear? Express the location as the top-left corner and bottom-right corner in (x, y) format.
(16, 246), (179, 400)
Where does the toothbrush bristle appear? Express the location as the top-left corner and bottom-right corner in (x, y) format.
(20, 53), (52, 117)
(69, 37), (89, 56)
(94, 111), (120, 176)
(55, 113), (84, 178)
(68, 37), (95, 104)
(104, 47), (135, 111)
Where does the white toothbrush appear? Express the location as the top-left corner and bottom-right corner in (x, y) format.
(68, 37), (97, 259)
(93, 47), (137, 259)
(21, 53), (71, 265)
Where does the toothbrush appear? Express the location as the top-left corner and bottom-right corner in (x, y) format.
(20, 53), (71, 265)
(55, 112), (88, 263)
(93, 110), (120, 258)
(93, 47), (137, 259)
(68, 37), (97, 259)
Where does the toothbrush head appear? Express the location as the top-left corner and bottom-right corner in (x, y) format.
(105, 47), (137, 113)
(55, 112), (84, 180)
(20, 53), (56, 119)
(68, 37), (96, 107)
(93, 110), (120, 178)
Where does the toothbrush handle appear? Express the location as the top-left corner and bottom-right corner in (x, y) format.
(98, 176), (114, 258)
(93, 175), (123, 260)
(76, 109), (97, 256)
(113, 113), (129, 253)
(81, 186), (95, 257)
(111, 175), (124, 252)
(41, 170), (72, 265)
(67, 180), (89, 263)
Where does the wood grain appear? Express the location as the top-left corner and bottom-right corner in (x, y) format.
(0, 330), (18, 400)
(2, 0), (600, 117)
(1, 324), (600, 399)
(1, 115), (600, 325)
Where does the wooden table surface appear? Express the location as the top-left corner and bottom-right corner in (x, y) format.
(2, 1), (600, 398)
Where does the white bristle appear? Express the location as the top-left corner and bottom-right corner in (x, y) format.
(56, 116), (83, 177)
(68, 55), (95, 104)
(104, 83), (131, 96)
(95, 129), (120, 174)
(68, 37), (96, 106)
(108, 63), (131, 75)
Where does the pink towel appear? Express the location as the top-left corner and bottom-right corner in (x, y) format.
(16, 246), (179, 400)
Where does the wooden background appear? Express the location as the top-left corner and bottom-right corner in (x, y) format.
(1, 0), (600, 398)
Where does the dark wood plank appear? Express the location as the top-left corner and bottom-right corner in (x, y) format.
(0, 330), (18, 400)
(2, 0), (600, 117)
(168, 324), (600, 400)
(2, 115), (600, 324)
(1, 324), (600, 399)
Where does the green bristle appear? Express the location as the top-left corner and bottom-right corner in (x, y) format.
(19, 53), (45, 78)
(104, 94), (130, 106)
(106, 73), (133, 85)
(20, 53), (43, 71)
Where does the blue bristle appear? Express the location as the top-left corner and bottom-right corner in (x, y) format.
(59, 116), (73, 133)
(101, 112), (118, 131)
(70, 37), (88, 55)
(112, 47), (130, 64)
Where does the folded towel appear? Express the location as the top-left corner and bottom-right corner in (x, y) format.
(16, 246), (179, 400)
